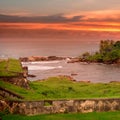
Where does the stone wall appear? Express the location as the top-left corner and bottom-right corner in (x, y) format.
(1, 77), (29, 89)
(0, 66), (29, 89)
(0, 98), (120, 115)
(0, 87), (24, 99)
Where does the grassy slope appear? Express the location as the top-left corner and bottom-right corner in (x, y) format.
(1, 111), (120, 120)
(0, 77), (120, 100)
(0, 59), (23, 77)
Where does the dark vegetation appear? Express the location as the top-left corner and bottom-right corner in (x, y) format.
(80, 40), (120, 64)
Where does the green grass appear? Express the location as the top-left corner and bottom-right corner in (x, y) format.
(1, 111), (120, 120)
(8, 59), (23, 73)
(0, 77), (120, 100)
(0, 59), (23, 77)
(0, 60), (7, 70)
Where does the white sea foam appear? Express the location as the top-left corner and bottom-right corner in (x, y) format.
(28, 65), (63, 70)
(22, 61), (60, 65)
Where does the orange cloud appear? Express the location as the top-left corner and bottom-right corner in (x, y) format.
(0, 21), (120, 32)
(0, 9), (120, 32)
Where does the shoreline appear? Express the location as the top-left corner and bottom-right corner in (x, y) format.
(19, 55), (120, 65)
(1, 57), (120, 83)
(20, 56), (120, 83)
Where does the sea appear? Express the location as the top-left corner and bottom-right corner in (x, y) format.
(0, 37), (120, 83)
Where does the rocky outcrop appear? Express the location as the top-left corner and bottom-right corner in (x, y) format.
(19, 56), (66, 62)
(0, 98), (120, 115)
(67, 57), (80, 63)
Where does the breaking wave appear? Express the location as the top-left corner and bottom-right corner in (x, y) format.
(22, 61), (60, 65)
(28, 65), (62, 70)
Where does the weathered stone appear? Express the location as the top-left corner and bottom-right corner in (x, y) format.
(0, 77), (29, 89)
(71, 73), (78, 76)
(0, 87), (24, 99)
(0, 66), (29, 89)
(0, 99), (120, 115)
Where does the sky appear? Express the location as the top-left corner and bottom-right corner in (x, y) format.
(0, 0), (120, 33)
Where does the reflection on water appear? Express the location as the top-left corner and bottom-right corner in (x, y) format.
(22, 60), (120, 83)
(0, 38), (99, 58)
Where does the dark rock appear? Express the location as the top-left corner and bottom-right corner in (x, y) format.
(28, 74), (36, 78)
(22, 66), (28, 77)
(47, 56), (58, 60)
(19, 56), (65, 62)
(71, 73), (78, 76)
(19, 57), (29, 62)
(47, 56), (65, 60)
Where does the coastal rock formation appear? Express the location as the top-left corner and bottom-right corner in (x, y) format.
(67, 57), (80, 63)
(19, 56), (66, 62)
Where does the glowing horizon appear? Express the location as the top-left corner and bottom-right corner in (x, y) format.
(0, 0), (120, 34)
(0, 21), (120, 32)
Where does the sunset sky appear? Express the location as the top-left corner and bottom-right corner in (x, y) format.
(0, 0), (120, 32)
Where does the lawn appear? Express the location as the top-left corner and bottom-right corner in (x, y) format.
(0, 77), (120, 100)
(1, 111), (120, 120)
(0, 59), (23, 77)
(0, 58), (120, 100)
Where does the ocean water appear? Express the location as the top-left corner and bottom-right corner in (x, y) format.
(0, 38), (99, 58)
(22, 60), (120, 83)
(0, 37), (120, 83)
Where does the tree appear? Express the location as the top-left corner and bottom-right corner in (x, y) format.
(114, 41), (120, 49)
(99, 40), (114, 54)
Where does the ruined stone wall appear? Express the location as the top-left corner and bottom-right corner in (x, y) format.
(0, 87), (24, 99)
(0, 98), (120, 115)
(1, 77), (29, 89)
(0, 66), (29, 89)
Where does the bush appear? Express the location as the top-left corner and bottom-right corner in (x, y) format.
(80, 40), (120, 63)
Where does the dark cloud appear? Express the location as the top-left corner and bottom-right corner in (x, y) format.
(86, 18), (120, 22)
(0, 13), (120, 23)
(0, 14), (84, 23)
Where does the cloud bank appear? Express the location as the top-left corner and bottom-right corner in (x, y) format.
(0, 10), (120, 23)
